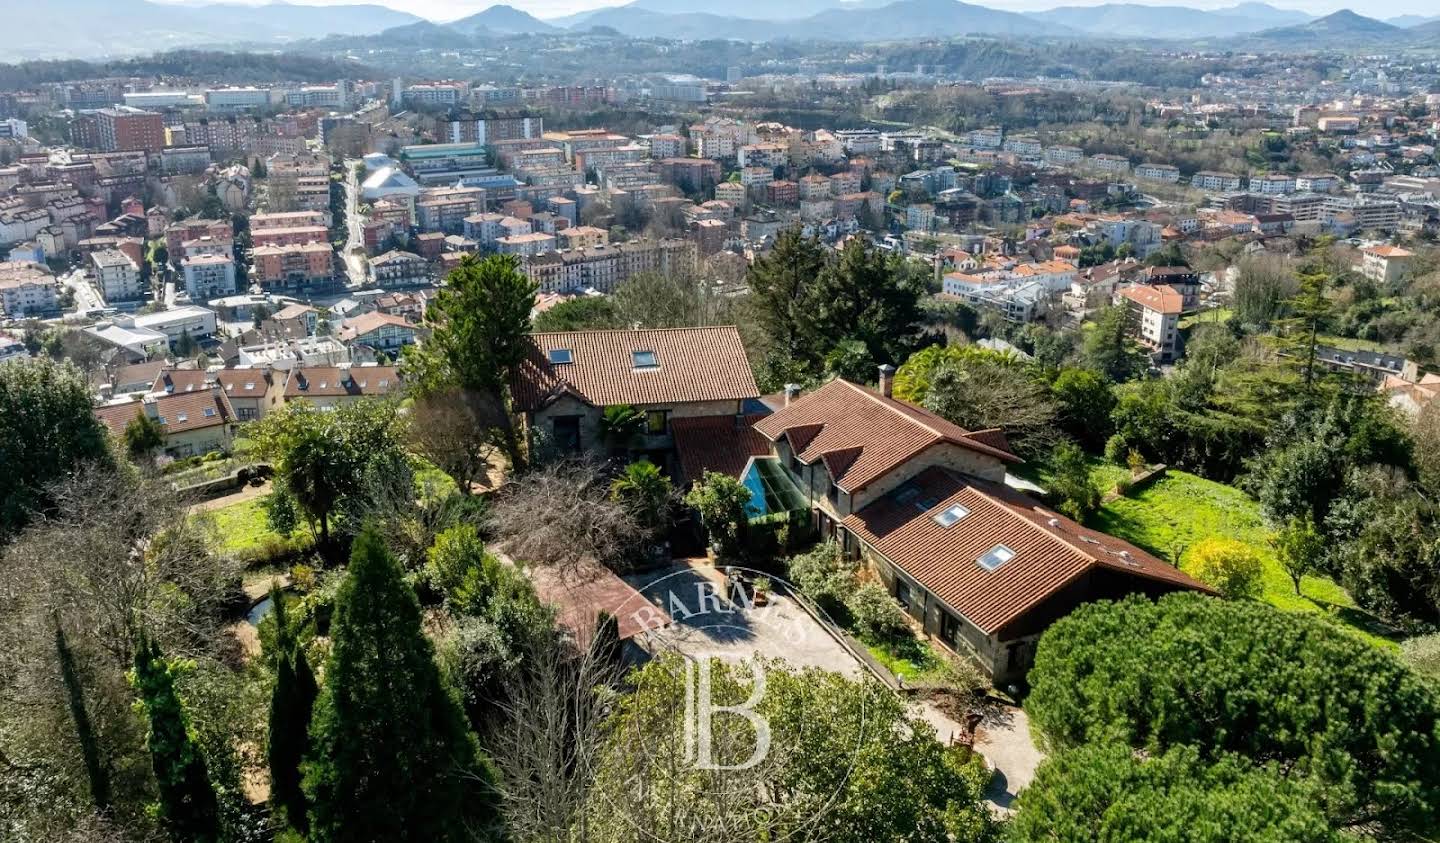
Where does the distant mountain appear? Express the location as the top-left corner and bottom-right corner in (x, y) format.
(1406, 19), (1440, 39)
(446, 4), (557, 35)
(6, 0), (421, 59)
(372, 20), (477, 49)
(627, 0), (873, 20)
(1249, 9), (1401, 46)
(1027, 2), (1308, 39)
(1388, 14), (1440, 28)
(558, 0), (1073, 41)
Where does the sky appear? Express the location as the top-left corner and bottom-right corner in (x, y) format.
(155, 0), (1440, 23)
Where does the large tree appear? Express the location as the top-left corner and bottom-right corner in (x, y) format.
(0, 358), (112, 538)
(402, 253), (536, 470)
(265, 587), (317, 833)
(1081, 304), (1149, 383)
(810, 236), (928, 369)
(251, 400), (411, 554)
(1010, 743), (1340, 843)
(130, 639), (220, 843)
(302, 529), (499, 842)
(585, 656), (997, 843)
(746, 227), (828, 370)
(1027, 593), (1440, 836)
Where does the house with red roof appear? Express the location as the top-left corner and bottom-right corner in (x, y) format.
(749, 368), (1211, 682)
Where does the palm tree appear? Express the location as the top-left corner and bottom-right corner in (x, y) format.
(610, 459), (674, 536)
(598, 404), (645, 458)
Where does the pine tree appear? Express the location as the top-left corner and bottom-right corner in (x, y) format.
(268, 646), (317, 832)
(302, 528), (498, 842)
(130, 638), (220, 843)
(747, 227), (828, 368)
(54, 615), (109, 813)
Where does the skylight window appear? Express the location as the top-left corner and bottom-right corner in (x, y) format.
(548, 348), (573, 365)
(895, 487), (920, 506)
(933, 503), (971, 528)
(175, 412), (188, 423)
(632, 350), (658, 369)
(203, 408), (216, 418)
(243, 382), (254, 390)
(977, 544), (1015, 572)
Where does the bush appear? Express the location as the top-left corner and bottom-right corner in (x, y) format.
(846, 581), (908, 641)
(785, 541), (855, 614)
(1027, 593), (1440, 836)
(1104, 433), (1129, 465)
(1010, 743), (1339, 843)
(1403, 633), (1440, 683)
(1182, 537), (1262, 599)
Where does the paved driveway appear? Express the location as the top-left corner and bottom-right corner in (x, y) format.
(623, 561), (863, 679)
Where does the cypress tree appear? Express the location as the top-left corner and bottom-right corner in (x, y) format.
(302, 528), (498, 842)
(267, 644), (317, 832)
(54, 615), (109, 813)
(130, 638), (220, 843)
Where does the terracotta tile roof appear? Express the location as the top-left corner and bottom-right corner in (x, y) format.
(94, 389), (234, 437)
(216, 368), (272, 397)
(283, 366), (400, 398)
(336, 311), (415, 342)
(753, 379), (1019, 493)
(1117, 284), (1184, 315)
(512, 327), (759, 413)
(1364, 245), (1413, 258)
(151, 368), (210, 395)
(671, 413), (773, 483)
(843, 467), (1212, 635)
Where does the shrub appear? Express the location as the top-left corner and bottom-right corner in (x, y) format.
(846, 580), (909, 641)
(785, 541), (855, 614)
(1027, 593), (1440, 836)
(1182, 537), (1263, 599)
(1010, 743), (1339, 843)
(1104, 433), (1129, 465)
(1403, 633), (1440, 683)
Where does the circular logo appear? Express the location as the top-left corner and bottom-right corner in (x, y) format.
(580, 563), (872, 842)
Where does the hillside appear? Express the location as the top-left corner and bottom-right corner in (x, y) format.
(446, 4), (557, 35)
(1027, 3), (1308, 39)
(1248, 9), (1401, 47)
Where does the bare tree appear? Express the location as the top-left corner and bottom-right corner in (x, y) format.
(408, 388), (504, 496)
(486, 459), (643, 577)
(483, 633), (624, 843)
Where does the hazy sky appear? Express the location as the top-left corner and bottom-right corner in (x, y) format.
(155, 0), (1440, 23)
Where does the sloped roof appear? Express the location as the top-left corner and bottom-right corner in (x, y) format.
(151, 368), (210, 395)
(843, 467), (1212, 635)
(512, 327), (759, 413)
(284, 366), (400, 398)
(95, 389), (234, 438)
(753, 379), (1018, 493)
(671, 413), (773, 483)
(1117, 284), (1184, 315)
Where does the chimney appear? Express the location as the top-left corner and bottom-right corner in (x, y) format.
(878, 364), (896, 398)
(783, 383), (800, 407)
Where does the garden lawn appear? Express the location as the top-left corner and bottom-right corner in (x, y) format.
(864, 635), (954, 687)
(1090, 469), (1396, 648)
(203, 497), (312, 561)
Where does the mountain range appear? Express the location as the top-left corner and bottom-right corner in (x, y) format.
(13, 0), (1440, 60)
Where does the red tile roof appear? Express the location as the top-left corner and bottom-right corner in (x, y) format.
(843, 467), (1212, 635)
(95, 389), (234, 437)
(753, 379), (1018, 493)
(283, 366), (400, 398)
(151, 368), (210, 395)
(671, 413), (773, 483)
(215, 368), (272, 397)
(512, 326), (759, 413)
(1117, 284), (1184, 315)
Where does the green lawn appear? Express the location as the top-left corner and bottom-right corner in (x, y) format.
(1179, 306), (1233, 330)
(864, 636), (954, 686)
(1090, 469), (1396, 648)
(202, 497), (313, 562)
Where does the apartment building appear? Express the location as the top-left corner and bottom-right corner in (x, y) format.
(92, 248), (142, 304)
(181, 253), (237, 301)
(416, 187), (487, 234)
(1192, 171), (1244, 192)
(1116, 284), (1183, 363)
(1134, 163), (1181, 183)
(1088, 154), (1131, 174)
(367, 250), (430, 289)
(1250, 173), (1297, 195)
(252, 242), (334, 292)
(95, 107), (164, 153)
(1042, 146), (1083, 166)
(0, 262), (57, 317)
(1357, 245), (1414, 284)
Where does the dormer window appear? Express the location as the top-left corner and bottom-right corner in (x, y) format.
(977, 544), (1015, 572)
(632, 350), (658, 369)
(548, 348), (573, 365)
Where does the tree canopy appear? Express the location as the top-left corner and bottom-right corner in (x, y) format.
(1027, 593), (1440, 836)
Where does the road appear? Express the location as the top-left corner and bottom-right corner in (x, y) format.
(62, 269), (104, 315)
(341, 159), (368, 288)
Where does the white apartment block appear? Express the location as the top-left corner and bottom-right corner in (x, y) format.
(92, 248), (142, 304)
(1134, 163), (1181, 184)
(1088, 154), (1132, 174)
(1191, 171), (1243, 192)
(1043, 146), (1083, 166)
(1250, 173), (1297, 195)
(181, 254), (237, 301)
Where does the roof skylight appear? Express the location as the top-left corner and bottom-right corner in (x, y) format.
(977, 544), (1015, 571)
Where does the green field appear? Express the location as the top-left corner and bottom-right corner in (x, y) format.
(201, 496), (313, 561)
(1091, 469), (1396, 648)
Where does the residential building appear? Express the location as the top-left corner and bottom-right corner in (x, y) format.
(749, 376), (1209, 682)
(94, 106), (164, 153)
(1250, 173), (1297, 195)
(367, 250), (430, 288)
(1088, 154), (1131, 174)
(283, 364), (400, 409)
(337, 312), (419, 353)
(510, 326), (760, 464)
(95, 388), (236, 458)
(1042, 146), (1083, 166)
(497, 232), (556, 257)
(1116, 284), (1183, 363)
(216, 367), (276, 420)
(181, 253), (237, 301)
(1358, 245), (1415, 284)
(1192, 171), (1244, 192)
(1134, 163), (1181, 183)
(0, 262), (57, 317)
(251, 242), (334, 292)
(441, 113), (543, 145)
(416, 187), (487, 233)
(91, 248), (141, 304)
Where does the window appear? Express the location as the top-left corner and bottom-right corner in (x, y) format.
(175, 412), (188, 423)
(646, 409), (669, 435)
(977, 544), (1015, 572)
(547, 348), (573, 365)
(552, 415), (581, 454)
(632, 350), (658, 369)
(940, 612), (964, 650)
(933, 503), (970, 528)
(243, 382), (255, 390)
(894, 487), (920, 506)
(202, 408), (215, 418)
